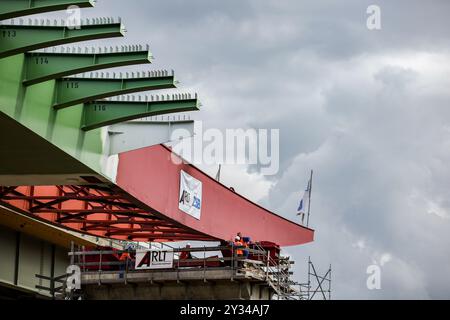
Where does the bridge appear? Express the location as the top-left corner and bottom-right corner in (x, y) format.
(0, 0), (314, 299)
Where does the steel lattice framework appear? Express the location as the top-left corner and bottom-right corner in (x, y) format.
(0, 185), (215, 241)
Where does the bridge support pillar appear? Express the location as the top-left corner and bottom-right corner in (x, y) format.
(82, 280), (274, 300)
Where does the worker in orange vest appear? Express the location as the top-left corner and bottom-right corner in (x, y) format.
(233, 236), (245, 268)
(118, 248), (134, 278)
(119, 251), (131, 262)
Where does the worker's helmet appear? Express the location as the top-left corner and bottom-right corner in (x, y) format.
(235, 236), (241, 241)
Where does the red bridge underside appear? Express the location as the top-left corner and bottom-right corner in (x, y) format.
(0, 145), (314, 246)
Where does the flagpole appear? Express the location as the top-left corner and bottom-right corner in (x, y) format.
(215, 164), (221, 182)
(306, 169), (313, 227)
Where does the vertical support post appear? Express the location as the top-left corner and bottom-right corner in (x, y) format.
(98, 249), (102, 286)
(82, 245), (86, 272)
(266, 250), (270, 281)
(203, 245), (206, 282)
(307, 256), (311, 300)
(70, 241), (74, 265)
(329, 264), (332, 300)
(39, 241), (44, 290)
(231, 244), (234, 281)
(277, 258), (281, 300)
(69, 241), (75, 298)
(14, 232), (21, 286)
(124, 251), (128, 285)
(307, 170), (313, 227)
(99, 250), (103, 272)
(177, 249), (180, 283)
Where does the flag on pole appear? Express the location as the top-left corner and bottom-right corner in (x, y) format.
(297, 175), (312, 224)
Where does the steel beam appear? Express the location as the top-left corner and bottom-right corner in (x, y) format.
(105, 227), (196, 235)
(33, 209), (148, 214)
(0, 184), (216, 242)
(82, 98), (199, 131)
(24, 49), (152, 85)
(3, 195), (123, 200)
(53, 73), (176, 109)
(108, 119), (195, 155)
(129, 234), (214, 241)
(0, 22), (125, 59)
(79, 220), (171, 226)
(0, 0), (95, 20)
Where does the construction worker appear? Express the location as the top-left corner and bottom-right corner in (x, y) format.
(119, 250), (131, 262)
(233, 236), (244, 256)
(180, 243), (193, 260)
(233, 236), (244, 268)
(118, 248), (133, 278)
(233, 236), (243, 256)
(242, 237), (250, 259)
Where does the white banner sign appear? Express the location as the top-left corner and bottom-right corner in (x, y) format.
(135, 249), (174, 270)
(178, 170), (202, 220)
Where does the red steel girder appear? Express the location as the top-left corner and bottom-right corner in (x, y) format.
(33, 209), (148, 214)
(0, 145), (315, 246)
(0, 185), (215, 242)
(115, 144), (315, 246)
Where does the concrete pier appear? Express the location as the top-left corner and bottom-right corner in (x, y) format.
(82, 268), (274, 300)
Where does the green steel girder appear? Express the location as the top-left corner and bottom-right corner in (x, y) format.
(53, 74), (177, 109)
(82, 98), (200, 131)
(24, 49), (152, 85)
(0, 23), (125, 58)
(0, 0), (95, 20)
(0, 2), (202, 183)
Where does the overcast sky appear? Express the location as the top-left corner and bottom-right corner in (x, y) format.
(72, 0), (450, 299)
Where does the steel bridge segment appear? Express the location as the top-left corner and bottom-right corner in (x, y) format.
(0, 0), (96, 20)
(82, 98), (199, 131)
(0, 1), (197, 179)
(0, 89), (199, 184)
(53, 73), (177, 110)
(0, 1), (313, 246)
(0, 112), (313, 246)
(0, 184), (217, 242)
(0, 22), (126, 59)
(115, 144), (315, 247)
(107, 120), (195, 155)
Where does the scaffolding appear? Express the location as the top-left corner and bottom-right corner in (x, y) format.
(296, 257), (332, 300)
(63, 242), (306, 300)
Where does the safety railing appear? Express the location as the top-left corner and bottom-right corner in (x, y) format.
(70, 245), (265, 267)
(67, 243), (298, 299)
(70, 245), (269, 277)
(252, 243), (295, 299)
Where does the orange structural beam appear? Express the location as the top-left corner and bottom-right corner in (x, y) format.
(0, 185), (214, 242)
